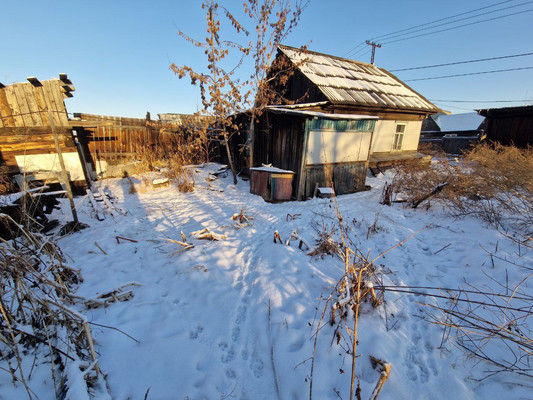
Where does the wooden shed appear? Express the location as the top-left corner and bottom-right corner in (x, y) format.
(259, 45), (440, 169)
(254, 108), (376, 200)
(0, 75), (84, 186)
(477, 105), (533, 148)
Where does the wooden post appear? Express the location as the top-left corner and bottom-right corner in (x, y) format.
(249, 115), (255, 169)
(48, 110), (79, 224)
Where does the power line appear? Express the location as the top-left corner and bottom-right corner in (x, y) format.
(404, 66), (533, 81)
(380, 0), (533, 43)
(345, 1), (517, 57)
(383, 8), (533, 45)
(343, 41), (366, 58)
(429, 99), (530, 103)
(368, 0), (518, 42)
(349, 46), (369, 59)
(390, 51), (533, 72)
(432, 103), (478, 112)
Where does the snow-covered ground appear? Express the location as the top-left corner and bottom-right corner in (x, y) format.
(2, 165), (532, 400)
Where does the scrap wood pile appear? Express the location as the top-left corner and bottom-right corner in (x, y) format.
(86, 187), (125, 221)
(0, 188), (63, 239)
(0, 219), (111, 398)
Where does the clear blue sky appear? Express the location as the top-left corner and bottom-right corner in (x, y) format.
(2, 0), (532, 117)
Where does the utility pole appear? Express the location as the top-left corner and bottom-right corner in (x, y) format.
(366, 40), (382, 65)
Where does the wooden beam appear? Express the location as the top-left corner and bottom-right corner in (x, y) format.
(59, 73), (73, 85)
(69, 120), (148, 129)
(27, 77), (43, 87)
(0, 87), (15, 126)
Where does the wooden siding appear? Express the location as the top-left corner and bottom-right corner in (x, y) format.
(254, 112), (306, 169)
(480, 109), (533, 148)
(303, 162), (367, 198)
(253, 112), (306, 198)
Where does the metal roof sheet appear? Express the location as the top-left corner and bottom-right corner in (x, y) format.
(279, 46), (438, 112)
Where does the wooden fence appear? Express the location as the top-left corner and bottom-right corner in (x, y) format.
(71, 113), (206, 165)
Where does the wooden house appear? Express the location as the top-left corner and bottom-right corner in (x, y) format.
(254, 45), (440, 169)
(477, 105), (533, 148)
(0, 75), (86, 187)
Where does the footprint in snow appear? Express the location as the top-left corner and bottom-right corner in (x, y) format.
(219, 341), (236, 363)
(250, 351), (264, 378)
(225, 369), (236, 379)
(288, 336), (305, 352)
(190, 325), (204, 339)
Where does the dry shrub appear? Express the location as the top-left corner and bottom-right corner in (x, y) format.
(0, 216), (103, 398)
(165, 153), (195, 193)
(133, 131), (207, 192)
(134, 145), (167, 174)
(464, 143), (533, 194)
(392, 143), (533, 232)
(308, 220), (343, 259)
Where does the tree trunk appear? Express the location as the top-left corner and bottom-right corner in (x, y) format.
(223, 130), (237, 184)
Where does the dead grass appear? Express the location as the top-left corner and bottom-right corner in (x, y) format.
(0, 215), (102, 398)
(391, 143), (533, 232)
(131, 133), (205, 193)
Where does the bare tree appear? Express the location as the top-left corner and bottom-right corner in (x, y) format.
(171, 0), (249, 184)
(243, 0), (307, 167)
(171, 0), (307, 178)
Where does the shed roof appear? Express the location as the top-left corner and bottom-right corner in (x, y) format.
(278, 45), (439, 114)
(477, 105), (533, 118)
(267, 105), (378, 120)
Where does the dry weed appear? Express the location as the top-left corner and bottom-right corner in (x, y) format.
(308, 221), (343, 259)
(0, 216), (104, 398)
(392, 143), (533, 232)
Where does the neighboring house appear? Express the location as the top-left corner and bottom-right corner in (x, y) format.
(421, 112), (486, 154)
(253, 45), (440, 169)
(477, 105), (533, 148)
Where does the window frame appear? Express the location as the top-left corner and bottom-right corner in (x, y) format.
(392, 123), (406, 151)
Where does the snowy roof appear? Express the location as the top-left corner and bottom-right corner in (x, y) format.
(250, 166), (295, 174)
(433, 112), (485, 132)
(267, 106), (378, 120)
(278, 45), (439, 113)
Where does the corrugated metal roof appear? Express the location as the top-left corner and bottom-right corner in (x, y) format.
(279, 45), (439, 113)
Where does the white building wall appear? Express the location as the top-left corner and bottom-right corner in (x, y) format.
(15, 152), (86, 181)
(306, 130), (372, 165)
(370, 120), (422, 153)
